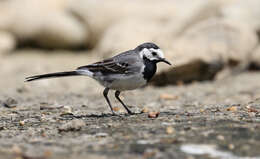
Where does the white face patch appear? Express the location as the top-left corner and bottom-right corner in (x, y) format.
(150, 48), (164, 59)
(139, 48), (165, 61)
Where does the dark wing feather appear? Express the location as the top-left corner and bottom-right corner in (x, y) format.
(77, 50), (141, 75)
(77, 59), (128, 74)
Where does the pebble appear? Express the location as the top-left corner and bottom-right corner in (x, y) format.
(226, 106), (237, 112)
(159, 93), (178, 100)
(95, 133), (108, 138)
(228, 144), (235, 150)
(112, 107), (120, 112)
(58, 119), (85, 132)
(200, 109), (205, 113)
(247, 107), (258, 113)
(137, 139), (159, 145)
(148, 112), (160, 118)
(19, 121), (25, 126)
(216, 135), (225, 141)
(166, 126), (175, 134)
(141, 107), (149, 113)
(61, 106), (73, 115)
(161, 122), (175, 126)
(1, 97), (17, 108)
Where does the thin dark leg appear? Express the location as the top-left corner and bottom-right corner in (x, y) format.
(115, 91), (133, 114)
(103, 88), (115, 115)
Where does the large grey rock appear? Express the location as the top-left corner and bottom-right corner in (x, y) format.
(221, 0), (260, 31)
(152, 18), (258, 86)
(72, 0), (225, 50)
(170, 19), (258, 65)
(0, 0), (229, 50)
(0, 0), (89, 49)
(0, 31), (16, 54)
(96, 19), (171, 58)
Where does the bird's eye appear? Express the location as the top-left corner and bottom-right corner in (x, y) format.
(152, 52), (157, 56)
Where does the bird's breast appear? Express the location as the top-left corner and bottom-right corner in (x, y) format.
(102, 74), (147, 91)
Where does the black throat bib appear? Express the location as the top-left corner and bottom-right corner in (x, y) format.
(142, 57), (157, 82)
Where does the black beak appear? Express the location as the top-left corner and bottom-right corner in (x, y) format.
(159, 58), (171, 65)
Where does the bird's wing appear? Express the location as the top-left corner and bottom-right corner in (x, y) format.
(77, 50), (142, 75)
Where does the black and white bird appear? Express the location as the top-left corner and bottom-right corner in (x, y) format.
(25, 42), (171, 115)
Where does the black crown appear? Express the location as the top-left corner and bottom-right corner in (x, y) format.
(135, 42), (159, 51)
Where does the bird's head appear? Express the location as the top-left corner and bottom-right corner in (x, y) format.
(136, 42), (171, 65)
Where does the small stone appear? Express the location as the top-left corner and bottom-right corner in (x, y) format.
(200, 109), (205, 113)
(217, 135), (225, 141)
(148, 112), (160, 118)
(248, 107), (258, 113)
(228, 144), (235, 150)
(41, 132), (46, 137)
(226, 106), (237, 112)
(137, 140), (158, 145)
(160, 137), (179, 144)
(159, 94), (178, 100)
(211, 107), (221, 112)
(58, 119), (85, 132)
(166, 126), (174, 134)
(119, 95), (125, 100)
(141, 107), (149, 113)
(112, 107), (120, 112)
(19, 121), (25, 126)
(95, 132), (108, 138)
(61, 106), (73, 115)
(1, 98), (17, 108)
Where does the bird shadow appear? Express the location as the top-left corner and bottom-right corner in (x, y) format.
(59, 111), (176, 119)
(70, 112), (144, 118)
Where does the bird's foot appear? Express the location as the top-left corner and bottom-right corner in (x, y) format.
(111, 111), (125, 117)
(111, 112), (118, 116)
(126, 111), (136, 116)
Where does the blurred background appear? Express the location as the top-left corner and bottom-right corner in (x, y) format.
(0, 0), (260, 89)
(1, 0), (260, 159)
(0, 0), (259, 89)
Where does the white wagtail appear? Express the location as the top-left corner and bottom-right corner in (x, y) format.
(25, 42), (171, 115)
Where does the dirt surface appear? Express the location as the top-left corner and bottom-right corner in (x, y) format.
(0, 50), (260, 159)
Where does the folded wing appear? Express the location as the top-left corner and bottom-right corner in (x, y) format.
(77, 51), (142, 76)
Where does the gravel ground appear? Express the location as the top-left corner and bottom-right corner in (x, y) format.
(0, 50), (260, 159)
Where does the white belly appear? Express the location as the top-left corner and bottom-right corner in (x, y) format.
(98, 74), (147, 91)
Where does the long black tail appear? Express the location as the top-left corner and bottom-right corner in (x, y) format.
(25, 71), (81, 82)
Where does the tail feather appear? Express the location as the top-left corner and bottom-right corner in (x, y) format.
(25, 71), (80, 82)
